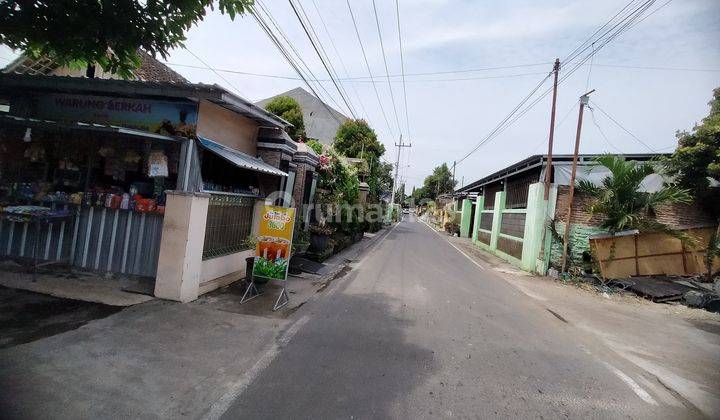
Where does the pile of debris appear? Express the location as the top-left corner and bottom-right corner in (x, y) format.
(608, 275), (720, 312)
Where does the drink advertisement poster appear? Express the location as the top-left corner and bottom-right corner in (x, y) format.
(253, 206), (296, 282)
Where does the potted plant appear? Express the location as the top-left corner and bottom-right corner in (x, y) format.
(292, 226), (310, 255)
(308, 223), (333, 252)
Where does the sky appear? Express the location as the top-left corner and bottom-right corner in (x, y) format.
(2, 0), (719, 191)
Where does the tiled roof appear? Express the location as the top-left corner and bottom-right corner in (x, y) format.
(133, 50), (189, 83)
(2, 49), (188, 84)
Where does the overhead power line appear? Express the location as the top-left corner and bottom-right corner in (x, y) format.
(253, 0), (347, 119)
(371, 0), (402, 135)
(185, 48), (247, 98)
(346, 0), (395, 137)
(163, 61), (720, 83)
(308, 0), (369, 119)
(590, 100), (655, 152)
(287, 0), (357, 118)
(454, 0), (658, 165)
(588, 106), (623, 153)
(395, 0), (411, 142)
(250, 2), (344, 124)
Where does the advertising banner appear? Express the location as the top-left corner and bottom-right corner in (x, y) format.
(253, 205), (296, 282)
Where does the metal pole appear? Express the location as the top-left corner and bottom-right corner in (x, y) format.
(544, 58), (560, 200)
(561, 90), (594, 273)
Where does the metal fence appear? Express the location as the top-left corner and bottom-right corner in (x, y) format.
(0, 205), (163, 277)
(202, 194), (255, 260)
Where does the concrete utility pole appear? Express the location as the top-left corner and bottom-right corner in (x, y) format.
(561, 89), (595, 273)
(544, 58), (561, 200)
(452, 161), (456, 191)
(390, 135), (411, 208)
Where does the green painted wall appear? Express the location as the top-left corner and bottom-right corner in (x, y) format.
(472, 196), (484, 243)
(490, 191), (505, 250)
(520, 183), (546, 271)
(460, 199), (473, 238)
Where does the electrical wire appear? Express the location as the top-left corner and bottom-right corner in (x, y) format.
(250, 3), (344, 124)
(371, 0), (402, 136)
(590, 100), (656, 152)
(287, 0), (357, 118)
(396, 0), (412, 162)
(185, 48), (248, 98)
(346, 0), (395, 138)
(161, 61), (720, 83)
(455, 0), (658, 163)
(308, 0), (369, 119)
(253, 0), (347, 120)
(588, 105), (624, 153)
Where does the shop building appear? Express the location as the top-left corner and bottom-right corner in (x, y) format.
(0, 73), (318, 302)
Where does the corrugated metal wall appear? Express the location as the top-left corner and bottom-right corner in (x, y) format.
(0, 205), (163, 278)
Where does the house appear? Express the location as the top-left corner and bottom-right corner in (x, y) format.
(453, 154), (715, 275)
(255, 87), (350, 146)
(0, 67), (318, 302)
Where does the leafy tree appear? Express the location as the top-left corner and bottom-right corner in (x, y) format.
(334, 119), (386, 159)
(576, 154), (692, 241)
(418, 163), (456, 200)
(333, 119), (391, 202)
(395, 183), (406, 204)
(306, 139), (323, 155)
(264, 96), (306, 142)
(0, 0), (253, 78)
(665, 87), (720, 217)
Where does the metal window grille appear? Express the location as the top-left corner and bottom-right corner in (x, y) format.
(505, 173), (538, 209)
(202, 194), (255, 260)
(483, 184), (502, 209)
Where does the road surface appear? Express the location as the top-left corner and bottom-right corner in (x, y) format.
(221, 218), (699, 419)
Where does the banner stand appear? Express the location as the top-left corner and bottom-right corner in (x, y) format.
(273, 288), (289, 311)
(240, 280), (261, 304)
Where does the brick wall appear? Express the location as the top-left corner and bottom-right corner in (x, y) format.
(554, 185), (714, 229)
(292, 163), (308, 206)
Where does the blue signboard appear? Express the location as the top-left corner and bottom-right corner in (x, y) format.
(34, 93), (198, 134)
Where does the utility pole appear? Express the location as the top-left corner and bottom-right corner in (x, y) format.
(561, 89), (594, 273)
(452, 160), (456, 190)
(390, 135), (411, 209)
(544, 58), (561, 200)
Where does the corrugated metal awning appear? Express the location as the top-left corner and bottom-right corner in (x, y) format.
(197, 135), (287, 177)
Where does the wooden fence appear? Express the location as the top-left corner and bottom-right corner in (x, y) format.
(591, 226), (720, 279)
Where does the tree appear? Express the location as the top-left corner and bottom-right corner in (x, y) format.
(264, 96), (306, 142)
(665, 87), (720, 217)
(395, 183), (406, 204)
(576, 154), (692, 239)
(306, 139), (323, 155)
(418, 163), (456, 200)
(0, 0), (253, 78)
(334, 119), (386, 159)
(334, 119), (391, 202)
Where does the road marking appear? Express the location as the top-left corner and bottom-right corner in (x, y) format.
(602, 361), (657, 405)
(205, 315), (311, 420)
(419, 218), (485, 270)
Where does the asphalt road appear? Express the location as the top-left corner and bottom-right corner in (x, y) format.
(221, 218), (697, 419)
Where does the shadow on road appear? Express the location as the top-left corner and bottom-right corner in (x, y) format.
(222, 291), (438, 419)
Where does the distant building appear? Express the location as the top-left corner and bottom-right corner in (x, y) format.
(255, 87), (349, 146)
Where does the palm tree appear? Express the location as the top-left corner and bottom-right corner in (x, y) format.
(576, 154), (693, 240)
